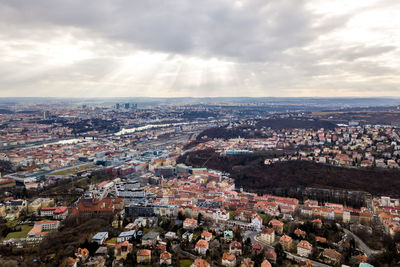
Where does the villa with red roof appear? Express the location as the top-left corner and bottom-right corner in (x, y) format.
(297, 240), (312, 257)
(279, 235), (292, 250)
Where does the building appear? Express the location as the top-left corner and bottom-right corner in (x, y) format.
(114, 241), (133, 261)
(191, 258), (210, 267)
(182, 231), (193, 242)
(297, 240), (312, 257)
(117, 230), (136, 243)
(279, 235), (292, 250)
(165, 231), (177, 240)
(294, 228), (306, 238)
(142, 231), (159, 246)
(229, 241), (242, 255)
(213, 209), (229, 221)
(201, 231), (212, 241)
(269, 219), (284, 235)
(75, 248), (89, 263)
(75, 198), (115, 216)
(40, 206), (68, 220)
(160, 251), (172, 265)
(195, 239), (209, 255)
(323, 249), (342, 264)
(222, 253), (236, 267)
(240, 258), (254, 267)
(224, 230), (233, 241)
(28, 220), (60, 239)
(183, 218), (198, 230)
(92, 232), (108, 245)
(251, 214), (263, 231)
(260, 228), (275, 245)
(137, 249), (151, 264)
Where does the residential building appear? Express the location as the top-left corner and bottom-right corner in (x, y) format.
(297, 240), (312, 257)
(92, 232), (108, 245)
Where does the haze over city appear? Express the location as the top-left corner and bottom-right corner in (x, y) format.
(0, 0), (399, 98)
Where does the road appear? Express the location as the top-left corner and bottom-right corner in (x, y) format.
(343, 228), (382, 257)
(285, 252), (332, 267)
(171, 244), (197, 260)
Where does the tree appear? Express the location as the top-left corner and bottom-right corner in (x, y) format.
(274, 243), (285, 265)
(197, 213), (203, 224)
(234, 228), (242, 242)
(178, 211), (186, 221)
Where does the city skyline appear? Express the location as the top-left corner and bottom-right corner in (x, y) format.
(0, 0), (399, 97)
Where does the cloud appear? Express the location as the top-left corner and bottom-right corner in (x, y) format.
(0, 0), (398, 97)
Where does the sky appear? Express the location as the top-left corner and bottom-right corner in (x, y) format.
(0, 0), (399, 98)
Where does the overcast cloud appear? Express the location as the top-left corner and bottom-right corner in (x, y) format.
(0, 0), (399, 97)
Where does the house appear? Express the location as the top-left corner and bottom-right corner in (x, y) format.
(160, 251), (172, 265)
(137, 249), (151, 264)
(114, 241), (133, 260)
(201, 231), (212, 241)
(251, 214), (263, 231)
(92, 232), (108, 245)
(191, 258), (210, 267)
(294, 228), (306, 238)
(195, 239), (209, 255)
(251, 242), (261, 254)
(268, 219), (284, 234)
(297, 240), (312, 257)
(360, 210), (372, 225)
(142, 231), (159, 246)
(182, 231), (193, 242)
(315, 236), (327, 244)
(260, 228), (275, 244)
(222, 253), (236, 267)
(323, 249), (342, 264)
(240, 258), (254, 267)
(224, 230), (233, 241)
(183, 218), (198, 230)
(343, 211), (351, 223)
(261, 260), (272, 267)
(265, 249), (277, 263)
(312, 219), (322, 228)
(60, 257), (77, 267)
(157, 244), (166, 253)
(300, 206), (313, 217)
(75, 248), (89, 262)
(28, 220), (60, 239)
(279, 235), (292, 250)
(213, 209), (229, 221)
(165, 231), (177, 240)
(74, 198), (115, 216)
(86, 255), (106, 267)
(117, 230), (136, 243)
(229, 241), (242, 255)
(40, 206), (68, 219)
(133, 217), (147, 227)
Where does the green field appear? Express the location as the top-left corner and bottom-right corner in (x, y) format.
(180, 259), (193, 267)
(107, 237), (117, 243)
(4, 225), (33, 240)
(76, 178), (89, 188)
(50, 164), (95, 175)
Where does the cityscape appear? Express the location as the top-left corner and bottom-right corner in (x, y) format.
(0, 0), (400, 267)
(0, 98), (399, 267)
